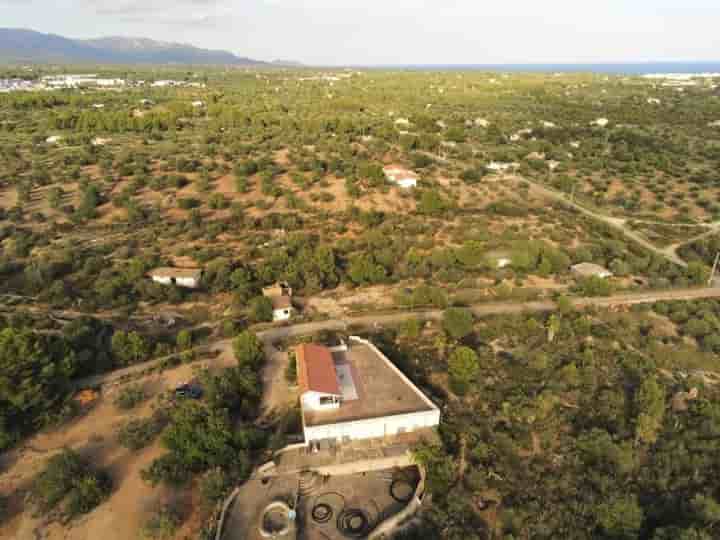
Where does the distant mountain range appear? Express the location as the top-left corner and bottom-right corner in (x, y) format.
(0, 28), (271, 66)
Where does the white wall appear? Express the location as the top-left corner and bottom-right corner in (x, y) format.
(151, 276), (199, 289)
(273, 307), (293, 321)
(304, 409), (440, 443)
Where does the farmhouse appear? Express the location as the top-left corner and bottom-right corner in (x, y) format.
(262, 281), (295, 321)
(271, 295), (294, 322)
(382, 166), (418, 189)
(571, 262), (613, 279)
(148, 267), (203, 288)
(294, 337), (440, 445)
(486, 161), (519, 173)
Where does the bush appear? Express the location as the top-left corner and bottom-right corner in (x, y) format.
(141, 505), (182, 539)
(249, 296), (273, 323)
(177, 197), (200, 210)
(285, 354), (297, 384)
(200, 468), (231, 509)
(117, 413), (166, 451)
(113, 384), (147, 410)
(232, 331), (265, 369)
(30, 449), (111, 521)
(442, 308), (475, 340)
(448, 346), (479, 396)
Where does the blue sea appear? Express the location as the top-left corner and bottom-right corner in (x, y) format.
(377, 62), (720, 75)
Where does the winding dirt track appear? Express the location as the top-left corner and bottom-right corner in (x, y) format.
(73, 286), (720, 390)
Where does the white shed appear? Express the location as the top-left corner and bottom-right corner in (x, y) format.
(149, 267), (203, 289)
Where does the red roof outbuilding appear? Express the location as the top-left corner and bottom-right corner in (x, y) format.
(296, 343), (341, 396)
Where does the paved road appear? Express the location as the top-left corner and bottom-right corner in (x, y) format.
(72, 286), (720, 390)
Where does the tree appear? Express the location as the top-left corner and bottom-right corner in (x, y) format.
(147, 402), (238, 482)
(175, 330), (192, 351)
(249, 296), (273, 323)
(442, 308), (474, 340)
(547, 314), (561, 343)
(232, 331), (264, 370)
(418, 190), (449, 216)
(111, 331), (149, 366)
(0, 328), (75, 446)
(595, 494), (643, 539)
(635, 375), (665, 445)
(448, 346), (479, 395)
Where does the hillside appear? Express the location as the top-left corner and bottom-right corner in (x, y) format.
(0, 28), (265, 65)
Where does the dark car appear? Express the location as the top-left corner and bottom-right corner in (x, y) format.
(174, 383), (203, 399)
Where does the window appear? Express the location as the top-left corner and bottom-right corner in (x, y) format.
(320, 396), (336, 406)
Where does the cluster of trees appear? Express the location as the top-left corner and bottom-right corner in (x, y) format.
(370, 300), (720, 539)
(0, 327), (78, 450)
(140, 331), (266, 488)
(29, 449), (112, 522)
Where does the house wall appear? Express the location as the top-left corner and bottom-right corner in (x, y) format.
(151, 276), (199, 289)
(396, 178), (417, 189)
(272, 307), (293, 321)
(304, 409), (440, 443)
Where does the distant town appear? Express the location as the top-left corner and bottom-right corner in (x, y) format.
(0, 73), (207, 93)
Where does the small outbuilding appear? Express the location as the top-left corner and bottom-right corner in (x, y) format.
(571, 263), (613, 279)
(383, 166), (418, 189)
(271, 295), (294, 322)
(263, 281), (295, 322)
(149, 267), (203, 289)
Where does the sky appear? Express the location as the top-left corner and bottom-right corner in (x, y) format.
(1, 0), (720, 65)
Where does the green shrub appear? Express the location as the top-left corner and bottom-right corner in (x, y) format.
(141, 506), (182, 539)
(200, 468), (231, 509)
(117, 413), (166, 451)
(113, 384), (147, 410)
(442, 308), (475, 340)
(30, 449), (111, 521)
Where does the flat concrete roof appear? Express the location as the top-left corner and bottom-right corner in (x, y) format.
(302, 341), (434, 428)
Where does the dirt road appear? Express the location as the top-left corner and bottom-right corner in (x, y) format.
(72, 286), (720, 391)
(518, 176), (690, 267)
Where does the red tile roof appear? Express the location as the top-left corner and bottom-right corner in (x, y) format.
(296, 343), (341, 396)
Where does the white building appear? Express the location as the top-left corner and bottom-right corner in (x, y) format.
(474, 118), (490, 128)
(149, 267), (203, 288)
(486, 161), (519, 173)
(571, 262), (613, 279)
(295, 338), (440, 445)
(383, 166), (418, 189)
(191, 100), (205, 108)
(271, 296), (294, 322)
(45, 135), (62, 144)
(591, 118), (610, 128)
(262, 281), (295, 322)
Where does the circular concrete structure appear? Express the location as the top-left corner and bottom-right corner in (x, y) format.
(258, 501), (292, 538)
